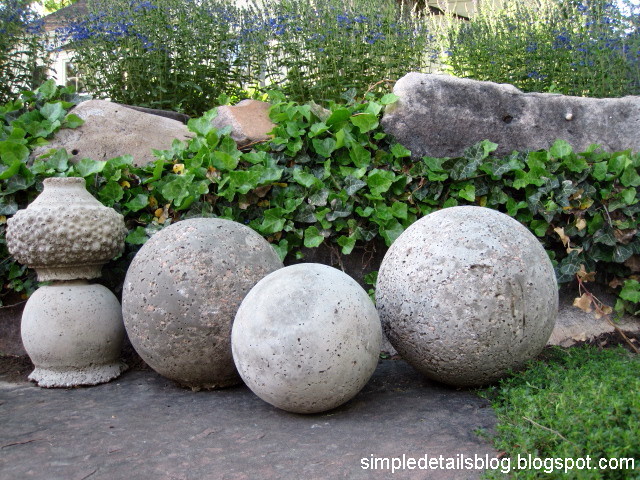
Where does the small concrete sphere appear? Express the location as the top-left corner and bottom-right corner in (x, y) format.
(22, 281), (126, 388)
(122, 218), (283, 389)
(376, 206), (558, 387)
(232, 263), (382, 414)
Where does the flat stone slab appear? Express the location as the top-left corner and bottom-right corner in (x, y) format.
(0, 359), (496, 480)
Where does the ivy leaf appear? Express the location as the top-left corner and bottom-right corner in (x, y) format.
(126, 226), (148, 245)
(63, 113), (84, 128)
(349, 142), (371, 168)
(344, 176), (367, 196)
(550, 139), (573, 159)
(529, 219), (549, 237)
(562, 154), (588, 173)
(99, 181), (125, 206)
(367, 169), (395, 196)
(391, 201), (408, 220)
(308, 188), (329, 206)
(613, 244), (634, 263)
(380, 93), (400, 105)
(457, 183), (476, 202)
(74, 157), (105, 177)
(40, 102), (65, 122)
(350, 113), (378, 133)
(211, 151), (239, 170)
(309, 122), (329, 138)
(380, 219), (404, 246)
(0, 141), (29, 164)
(258, 208), (286, 234)
(619, 279), (640, 303)
(326, 108), (351, 127)
(591, 162), (608, 180)
(337, 234), (357, 254)
(304, 226), (325, 248)
(0, 160), (21, 180)
(390, 143), (411, 159)
(125, 194), (149, 213)
(620, 165), (640, 187)
(293, 168), (321, 188)
(312, 137), (336, 158)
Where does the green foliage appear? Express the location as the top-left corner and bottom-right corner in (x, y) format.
(244, 0), (436, 104)
(482, 346), (640, 479)
(0, 81), (85, 305)
(61, 0), (437, 113)
(1, 84), (639, 316)
(438, 0), (640, 98)
(0, 1), (50, 104)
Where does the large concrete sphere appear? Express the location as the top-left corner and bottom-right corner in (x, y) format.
(376, 206), (557, 387)
(232, 263), (382, 414)
(122, 218), (283, 389)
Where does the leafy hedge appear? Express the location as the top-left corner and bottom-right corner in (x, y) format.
(1, 82), (639, 316)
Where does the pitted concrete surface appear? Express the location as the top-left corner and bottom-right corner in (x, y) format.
(0, 359), (496, 480)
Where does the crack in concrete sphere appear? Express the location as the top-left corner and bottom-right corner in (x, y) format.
(231, 263), (382, 414)
(122, 218), (283, 389)
(376, 206), (558, 387)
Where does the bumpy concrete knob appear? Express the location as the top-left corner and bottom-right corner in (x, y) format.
(376, 206), (558, 387)
(122, 218), (283, 389)
(6, 177), (126, 281)
(232, 263), (382, 414)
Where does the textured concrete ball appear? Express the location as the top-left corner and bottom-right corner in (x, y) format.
(122, 218), (283, 389)
(376, 206), (558, 387)
(232, 263), (382, 414)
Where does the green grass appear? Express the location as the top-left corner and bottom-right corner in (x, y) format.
(481, 346), (640, 479)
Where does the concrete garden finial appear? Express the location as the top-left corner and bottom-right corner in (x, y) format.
(6, 177), (128, 387)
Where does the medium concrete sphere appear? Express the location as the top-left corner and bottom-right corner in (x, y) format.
(122, 218), (283, 389)
(376, 206), (557, 387)
(22, 281), (126, 388)
(232, 263), (382, 414)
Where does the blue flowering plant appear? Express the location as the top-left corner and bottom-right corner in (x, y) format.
(439, 0), (640, 98)
(0, 0), (49, 104)
(59, 0), (254, 116)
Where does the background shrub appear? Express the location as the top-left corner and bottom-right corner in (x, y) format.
(61, 0), (437, 113)
(0, 0), (50, 104)
(439, 0), (640, 97)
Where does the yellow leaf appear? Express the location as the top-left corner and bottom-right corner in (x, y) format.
(479, 196), (487, 207)
(154, 208), (164, 218)
(173, 163), (185, 174)
(120, 180), (131, 188)
(0, 215), (6, 225)
(576, 218), (587, 231)
(573, 294), (593, 313)
(148, 195), (158, 209)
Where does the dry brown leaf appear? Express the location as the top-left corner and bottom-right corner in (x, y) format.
(609, 277), (625, 289)
(624, 255), (640, 272)
(614, 228), (637, 245)
(575, 218), (587, 231)
(573, 293), (593, 313)
(595, 305), (613, 319)
(554, 227), (570, 247)
(577, 264), (596, 282)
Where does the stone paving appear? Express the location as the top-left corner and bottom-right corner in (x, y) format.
(0, 358), (496, 480)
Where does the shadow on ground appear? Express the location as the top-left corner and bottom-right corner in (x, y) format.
(0, 358), (496, 480)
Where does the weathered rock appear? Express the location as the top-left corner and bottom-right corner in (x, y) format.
(117, 104), (190, 124)
(211, 99), (275, 148)
(382, 73), (640, 158)
(232, 263), (382, 413)
(122, 218), (283, 389)
(31, 100), (193, 166)
(21, 281), (127, 388)
(376, 206), (558, 387)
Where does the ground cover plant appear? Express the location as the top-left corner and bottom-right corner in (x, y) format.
(1, 82), (639, 319)
(481, 346), (640, 479)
